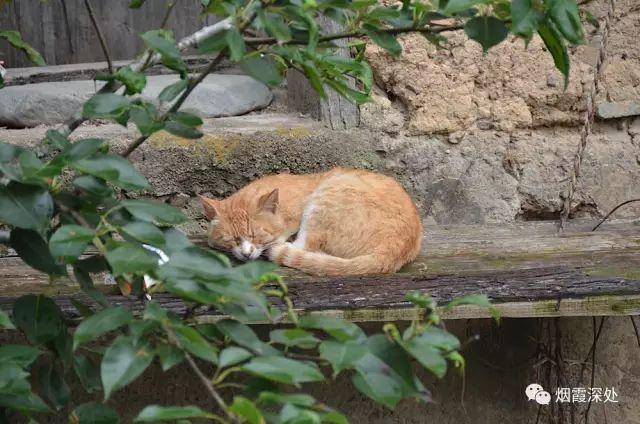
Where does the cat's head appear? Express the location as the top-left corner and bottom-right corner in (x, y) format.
(198, 189), (285, 261)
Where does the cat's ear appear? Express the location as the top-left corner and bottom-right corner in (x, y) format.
(257, 189), (279, 214)
(198, 195), (221, 220)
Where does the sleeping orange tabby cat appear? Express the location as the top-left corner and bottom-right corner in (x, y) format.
(199, 168), (422, 276)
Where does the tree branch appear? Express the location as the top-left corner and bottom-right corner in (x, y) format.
(164, 327), (234, 422)
(122, 5), (260, 157)
(83, 0), (113, 74)
(161, 1), (178, 29)
(56, 17), (234, 138)
(122, 51), (227, 157)
(244, 23), (464, 46)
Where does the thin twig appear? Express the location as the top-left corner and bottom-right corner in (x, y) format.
(245, 23), (463, 46)
(165, 327), (234, 422)
(122, 51), (227, 157)
(591, 198), (640, 231)
(161, 1), (178, 29)
(630, 316), (640, 348)
(84, 0), (113, 74)
(122, 2), (260, 157)
(55, 17), (234, 138)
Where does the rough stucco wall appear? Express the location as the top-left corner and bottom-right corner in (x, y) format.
(360, 0), (640, 222)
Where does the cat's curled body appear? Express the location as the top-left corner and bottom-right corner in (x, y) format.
(199, 168), (422, 276)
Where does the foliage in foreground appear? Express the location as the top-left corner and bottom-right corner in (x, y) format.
(0, 0), (584, 421)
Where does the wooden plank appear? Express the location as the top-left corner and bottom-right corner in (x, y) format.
(286, 17), (359, 129)
(0, 1), (210, 67)
(1, 220), (640, 320)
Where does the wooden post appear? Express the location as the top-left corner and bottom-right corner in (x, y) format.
(286, 17), (359, 130)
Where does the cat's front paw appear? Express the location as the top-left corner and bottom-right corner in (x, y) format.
(267, 242), (291, 264)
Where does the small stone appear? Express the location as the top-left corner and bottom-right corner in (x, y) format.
(476, 118), (494, 130)
(448, 131), (467, 144)
(546, 73), (559, 88)
(171, 193), (190, 208)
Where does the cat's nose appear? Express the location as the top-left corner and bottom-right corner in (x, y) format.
(240, 240), (256, 257)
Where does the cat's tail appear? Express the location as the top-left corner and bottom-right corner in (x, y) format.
(268, 243), (398, 276)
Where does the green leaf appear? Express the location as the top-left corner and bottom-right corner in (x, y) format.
(165, 120), (203, 139)
(101, 336), (154, 400)
(0, 183), (53, 233)
(11, 229), (66, 276)
(0, 30), (45, 66)
(156, 344), (185, 371)
(105, 242), (159, 275)
(83, 94), (131, 119)
(115, 66), (147, 95)
(511, 0), (543, 39)
(270, 329), (319, 349)
(73, 266), (110, 308)
(0, 363), (30, 395)
(73, 354), (103, 393)
(229, 397), (265, 424)
(0, 310), (15, 330)
(140, 30), (186, 73)
(442, 0), (484, 14)
(318, 341), (367, 376)
(0, 393), (51, 413)
(0, 345), (41, 367)
(216, 320), (279, 356)
(45, 130), (71, 150)
(129, 0), (146, 7)
(73, 306), (133, 351)
(547, 0), (584, 44)
(49, 225), (94, 263)
(174, 324), (218, 363)
(257, 392), (316, 407)
(158, 79), (188, 103)
(301, 61), (325, 98)
(170, 111), (203, 127)
(260, 11), (292, 41)
(401, 339), (447, 378)
(121, 221), (165, 246)
(242, 356), (324, 386)
(70, 402), (119, 424)
(351, 371), (402, 409)
(405, 326), (460, 351)
(12, 295), (64, 344)
(219, 346), (252, 368)
(226, 28), (246, 62)
(363, 25), (402, 56)
(36, 361), (70, 410)
(443, 294), (500, 321)
(130, 104), (164, 136)
(121, 199), (187, 225)
(134, 405), (213, 422)
(73, 175), (113, 198)
(239, 55), (283, 87)
(73, 153), (149, 190)
(464, 16), (509, 53)
(298, 314), (366, 342)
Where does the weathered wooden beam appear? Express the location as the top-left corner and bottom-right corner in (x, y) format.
(2, 220), (640, 321)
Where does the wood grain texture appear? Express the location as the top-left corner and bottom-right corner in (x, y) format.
(286, 17), (359, 129)
(0, 0), (214, 67)
(1, 220), (640, 321)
